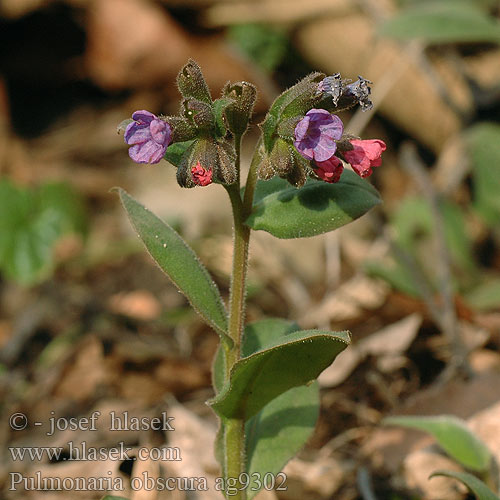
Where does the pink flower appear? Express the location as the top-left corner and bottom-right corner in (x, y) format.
(124, 110), (171, 164)
(343, 139), (386, 178)
(314, 156), (344, 183)
(191, 162), (213, 186)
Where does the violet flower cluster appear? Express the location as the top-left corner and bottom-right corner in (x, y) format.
(121, 63), (386, 188)
(292, 106), (386, 184)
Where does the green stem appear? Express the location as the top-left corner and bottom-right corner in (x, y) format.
(222, 136), (263, 500)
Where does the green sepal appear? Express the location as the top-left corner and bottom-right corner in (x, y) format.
(163, 140), (196, 168)
(176, 59), (213, 104)
(222, 81), (257, 136)
(260, 72), (325, 153)
(212, 97), (235, 138)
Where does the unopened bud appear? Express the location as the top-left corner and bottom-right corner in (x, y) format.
(176, 59), (212, 104)
(176, 138), (236, 188)
(163, 116), (197, 143)
(182, 98), (215, 132)
(222, 81), (257, 135)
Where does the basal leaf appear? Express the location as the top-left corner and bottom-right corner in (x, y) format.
(117, 188), (229, 340)
(465, 279), (500, 311)
(383, 415), (492, 472)
(430, 470), (500, 500)
(209, 328), (350, 420)
(246, 170), (381, 238)
(467, 123), (500, 225)
(0, 180), (86, 285)
(379, 2), (500, 44)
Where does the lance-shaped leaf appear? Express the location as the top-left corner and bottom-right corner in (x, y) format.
(117, 189), (229, 341)
(209, 328), (350, 420)
(383, 415), (492, 472)
(430, 471), (499, 500)
(379, 2), (500, 45)
(246, 170), (381, 239)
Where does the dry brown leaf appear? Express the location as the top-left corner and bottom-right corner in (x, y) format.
(283, 456), (347, 497)
(165, 402), (223, 499)
(130, 449), (160, 500)
(108, 289), (162, 321)
(404, 448), (467, 500)
(202, 0), (353, 26)
(319, 314), (421, 387)
(54, 335), (109, 401)
(300, 274), (388, 326)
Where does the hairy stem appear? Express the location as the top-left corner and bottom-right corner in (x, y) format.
(222, 137), (263, 500)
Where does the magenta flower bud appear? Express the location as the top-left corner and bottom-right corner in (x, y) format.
(314, 156), (344, 183)
(293, 109), (343, 162)
(124, 110), (172, 164)
(191, 162), (213, 186)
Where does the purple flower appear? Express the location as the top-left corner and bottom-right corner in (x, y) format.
(124, 110), (172, 164)
(293, 109), (343, 162)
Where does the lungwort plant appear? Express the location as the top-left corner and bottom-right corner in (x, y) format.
(116, 60), (385, 499)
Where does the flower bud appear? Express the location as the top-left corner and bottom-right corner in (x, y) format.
(176, 138), (236, 188)
(257, 155), (275, 180)
(182, 98), (215, 132)
(176, 59), (212, 104)
(257, 139), (309, 187)
(222, 81), (257, 135)
(269, 138), (294, 176)
(163, 116), (197, 143)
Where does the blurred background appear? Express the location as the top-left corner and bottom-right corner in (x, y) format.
(1, 0), (500, 499)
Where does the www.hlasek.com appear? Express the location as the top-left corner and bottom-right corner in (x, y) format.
(9, 441), (181, 462)
(9, 471), (288, 495)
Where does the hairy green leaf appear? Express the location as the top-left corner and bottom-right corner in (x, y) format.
(213, 319), (321, 492)
(117, 189), (228, 341)
(246, 170), (381, 238)
(209, 328), (349, 420)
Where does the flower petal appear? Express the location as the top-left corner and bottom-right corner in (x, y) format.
(131, 110), (155, 123)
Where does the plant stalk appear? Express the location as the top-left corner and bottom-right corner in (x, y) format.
(222, 136), (262, 500)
